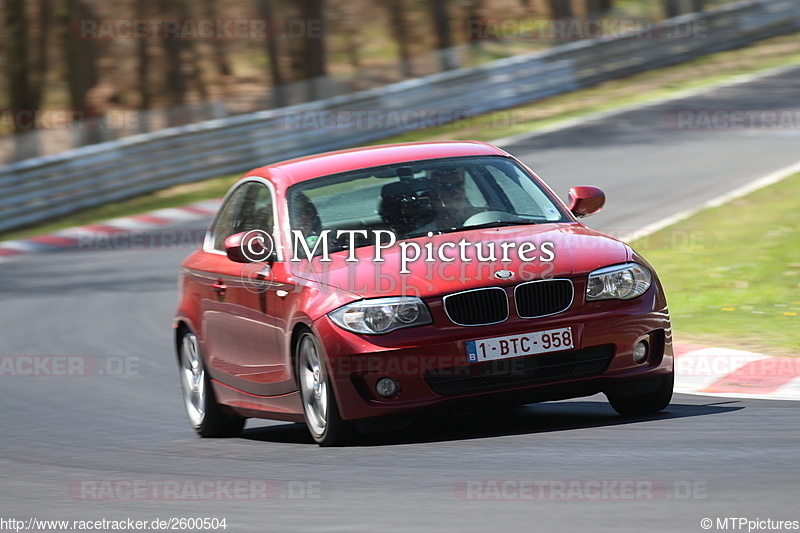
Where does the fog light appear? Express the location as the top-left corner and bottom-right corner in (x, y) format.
(376, 377), (398, 398)
(633, 340), (649, 364)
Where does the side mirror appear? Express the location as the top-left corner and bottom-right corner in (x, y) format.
(224, 232), (277, 263)
(568, 186), (605, 218)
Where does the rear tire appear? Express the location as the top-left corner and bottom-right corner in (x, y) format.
(296, 331), (354, 446)
(178, 330), (245, 437)
(606, 372), (674, 416)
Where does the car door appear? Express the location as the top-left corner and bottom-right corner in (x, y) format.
(200, 179), (294, 396)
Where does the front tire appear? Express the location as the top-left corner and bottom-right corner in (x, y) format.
(179, 331), (245, 437)
(296, 331), (353, 446)
(606, 372), (674, 416)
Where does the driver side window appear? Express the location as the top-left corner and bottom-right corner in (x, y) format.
(210, 182), (274, 251)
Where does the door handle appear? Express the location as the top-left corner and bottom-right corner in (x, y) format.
(212, 280), (227, 295)
(276, 290), (288, 298)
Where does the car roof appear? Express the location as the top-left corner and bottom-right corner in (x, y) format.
(246, 141), (511, 186)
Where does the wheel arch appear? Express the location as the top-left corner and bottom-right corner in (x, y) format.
(289, 321), (314, 386)
(174, 320), (195, 365)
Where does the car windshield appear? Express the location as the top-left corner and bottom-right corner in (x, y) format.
(286, 156), (569, 255)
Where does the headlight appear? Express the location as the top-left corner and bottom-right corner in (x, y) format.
(586, 263), (652, 301)
(328, 297), (433, 335)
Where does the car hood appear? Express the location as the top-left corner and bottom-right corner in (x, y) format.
(291, 223), (632, 300)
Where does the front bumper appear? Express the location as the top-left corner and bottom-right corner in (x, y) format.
(314, 287), (673, 421)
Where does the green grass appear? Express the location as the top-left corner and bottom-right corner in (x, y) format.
(630, 173), (800, 356)
(3, 32), (800, 243)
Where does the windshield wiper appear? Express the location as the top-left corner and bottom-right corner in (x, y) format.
(401, 218), (541, 239)
(451, 219), (538, 232)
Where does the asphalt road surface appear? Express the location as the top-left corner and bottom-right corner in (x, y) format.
(1, 65), (799, 532)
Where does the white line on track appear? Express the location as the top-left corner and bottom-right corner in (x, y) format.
(675, 390), (800, 402)
(620, 158), (800, 243)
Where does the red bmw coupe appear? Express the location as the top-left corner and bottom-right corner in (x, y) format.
(174, 141), (673, 445)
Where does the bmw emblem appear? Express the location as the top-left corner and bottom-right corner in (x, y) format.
(494, 270), (514, 280)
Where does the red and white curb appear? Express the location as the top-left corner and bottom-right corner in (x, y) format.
(0, 199), (222, 261)
(674, 344), (800, 401)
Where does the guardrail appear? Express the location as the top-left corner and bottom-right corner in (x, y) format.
(2, 0), (799, 234)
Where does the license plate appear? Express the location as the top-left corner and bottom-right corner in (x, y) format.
(466, 327), (574, 363)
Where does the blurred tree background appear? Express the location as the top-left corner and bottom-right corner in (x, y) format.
(0, 0), (732, 160)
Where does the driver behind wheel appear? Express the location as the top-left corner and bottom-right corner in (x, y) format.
(427, 167), (482, 231)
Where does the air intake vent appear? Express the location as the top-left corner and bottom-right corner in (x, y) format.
(425, 345), (614, 396)
(514, 279), (574, 319)
(442, 287), (509, 326)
